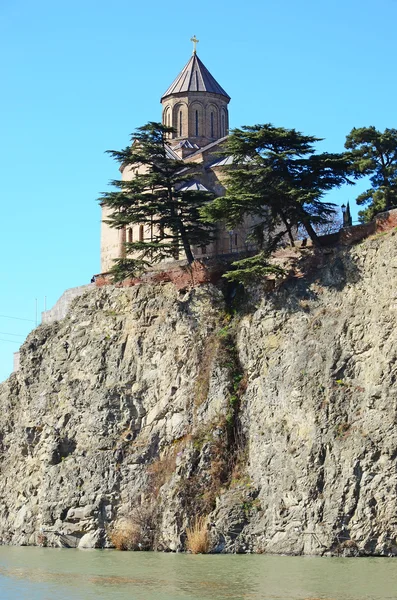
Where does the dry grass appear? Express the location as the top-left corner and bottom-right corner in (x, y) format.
(36, 533), (48, 547)
(147, 446), (179, 496)
(109, 519), (142, 551)
(186, 516), (210, 554)
(109, 504), (158, 551)
(194, 335), (220, 406)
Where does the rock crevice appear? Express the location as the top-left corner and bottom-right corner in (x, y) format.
(1, 234), (397, 555)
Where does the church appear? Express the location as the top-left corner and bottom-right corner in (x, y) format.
(100, 38), (254, 274)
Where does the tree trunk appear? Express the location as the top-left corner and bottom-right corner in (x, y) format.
(178, 222), (195, 264)
(279, 211), (295, 246)
(302, 220), (323, 248)
(168, 185), (195, 264)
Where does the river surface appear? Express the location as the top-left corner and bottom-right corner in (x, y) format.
(0, 547), (396, 600)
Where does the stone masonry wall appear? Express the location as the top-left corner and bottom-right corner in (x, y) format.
(41, 284), (95, 325)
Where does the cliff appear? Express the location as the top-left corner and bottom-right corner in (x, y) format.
(1, 230), (397, 555)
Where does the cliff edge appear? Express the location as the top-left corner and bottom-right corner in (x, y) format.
(1, 231), (397, 555)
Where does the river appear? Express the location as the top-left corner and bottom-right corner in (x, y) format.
(0, 547), (396, 599)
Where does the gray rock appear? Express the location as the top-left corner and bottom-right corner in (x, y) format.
(78, 530), (101, 549)
(1, 235), (397, 555)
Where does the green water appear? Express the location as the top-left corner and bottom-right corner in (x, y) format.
(0, 547), (396, 600)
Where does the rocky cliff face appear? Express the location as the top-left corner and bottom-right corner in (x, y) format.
(1, 232), (397, 555)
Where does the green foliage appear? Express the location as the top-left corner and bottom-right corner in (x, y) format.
(345, 126), (397, 222)
(106, 258), (151, 281)
(194, 334), (220, 407)
(202, 124), (353, 251)
(99, 122), (216, 280)
(222, 251), (286, 285)
(216, 326), (231, 338)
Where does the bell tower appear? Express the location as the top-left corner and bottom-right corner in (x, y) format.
(160, 38), (231, 149)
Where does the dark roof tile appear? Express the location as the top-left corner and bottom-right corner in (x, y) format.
(161, 54), (230, 101)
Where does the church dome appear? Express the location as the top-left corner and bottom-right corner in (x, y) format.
(161, 53), (230, 102)
(161, 45), (231, 147)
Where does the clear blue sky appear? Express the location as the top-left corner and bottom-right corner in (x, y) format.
(0, 0), (396, 381)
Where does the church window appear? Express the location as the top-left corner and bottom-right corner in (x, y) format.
(179, 111), (183, 136)
(221, 113), (225, 137)
(235, 233), (238, 246)
(211, 112), (214, 138)
(127, 228), (133, 243)
(195, 110), (199, 136)
(163, 108), (171, 136)
(139, 224), (144, 242)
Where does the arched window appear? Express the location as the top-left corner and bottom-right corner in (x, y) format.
(195, 110), (199, 136)
(221, 113), (225, 137)
(139, 225), (144, 242)
(211, 112), (214, 138)
(179, 111), (183, 136)
(127, 228), (133, 243)
(163, 107), (171, 137)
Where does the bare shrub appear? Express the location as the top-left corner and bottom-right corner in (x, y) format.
(186, 516), (210, 554)
(36, 533), (48, 547)
(194, 334), (220, 406)
(109, 519), (141, 551)
(297, 210), (342, 239)
(109, 504), (158, 551)
(147, 446), (179, 497)
(177, 417), (245, 517)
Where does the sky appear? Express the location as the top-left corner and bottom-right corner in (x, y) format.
(0, 0), (396, 381)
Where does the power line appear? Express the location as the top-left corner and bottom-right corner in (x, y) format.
(0, 331), (25, 337)
(0, 314), (35, 323)
(0, 339), (20, 344)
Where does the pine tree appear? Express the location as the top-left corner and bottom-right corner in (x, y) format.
(345, 126), (397, 222)
(202, 124), (353, 248)
(99, 122), (216, 280)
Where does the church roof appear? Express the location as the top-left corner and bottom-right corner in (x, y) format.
(175, 180), (211, 192)
(161, 54), (230, 101)
(184, 136), (228, 161)
(171, 140), (200, 151)
(164, 145), (182, 161)
(207, 155), (235, 168)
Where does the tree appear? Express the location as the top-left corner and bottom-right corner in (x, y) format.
(99, 122), (216, 280)
(222, 245), (286, 285)
(202, 124), (353, 248)
(345, 126), (397, 222)
(297, 208), (343, 239)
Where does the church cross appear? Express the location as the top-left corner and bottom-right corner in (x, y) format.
(190, 35), (199, 54)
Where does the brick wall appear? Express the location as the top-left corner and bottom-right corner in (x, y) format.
(375, 209), (397, 231)
(339, 222), (376, 245)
